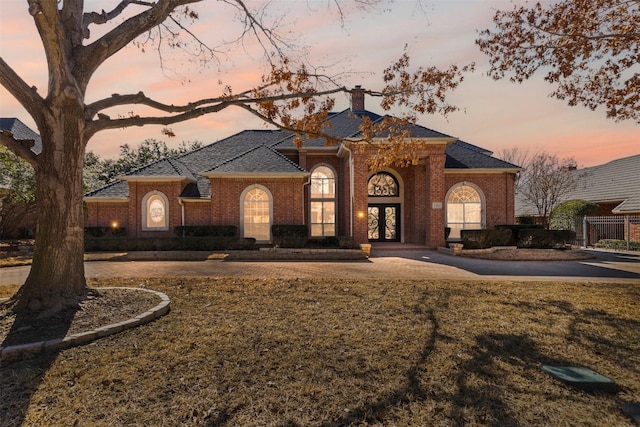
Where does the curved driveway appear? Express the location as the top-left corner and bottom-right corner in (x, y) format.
(2, 249), (639, 286)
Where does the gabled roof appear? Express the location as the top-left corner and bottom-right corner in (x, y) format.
(203, 145), (307, 176)
(272, 109), (454, 149)
(85, 108), (518, 200)
(0, 118), (42, 154)
(515, 154), (640, 216)
(84, 180), (129, 199)
(445, 140), (520, 170)
(123, 157), (196, 181)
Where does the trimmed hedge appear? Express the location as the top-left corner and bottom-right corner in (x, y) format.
(495, 224), (544, 246)
(595, 239), (640, 251)
(85, 227), (127, 238)
(84, 236), (255, 252)
(461, 229), (512, 249)
(517, 229), (576, 249)
(272, 224), (308, 248)
(174, 225), (237, 237)
(306, 236), (358, 249)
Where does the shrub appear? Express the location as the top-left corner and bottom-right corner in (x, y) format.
(551, 199), (600, 230)
(84, 227), (127, 238)
(495, 224), (544, 246)
(595, 239), (640, 251)
(174, 225), (237, 237)
(517, 216), (536, 225)
(517, 229), (577, 249)
(337, 236), (358, 249)
(461, 229), (512, 249)
(272, 225), (308, 248)
(84, 236), (254, 252)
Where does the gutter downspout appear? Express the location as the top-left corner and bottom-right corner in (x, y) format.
(302, 175), (311, 229)
(178, 198), (185, 237)
(340, 144), (355, 238)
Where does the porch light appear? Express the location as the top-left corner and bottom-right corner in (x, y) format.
(357, 210), (366, 219)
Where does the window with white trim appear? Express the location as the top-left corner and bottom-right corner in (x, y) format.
(142, 191), (169, 231)
(446, 184), (484, 239)
(310, 166), (336, 237)
(242, 186), (272, 242)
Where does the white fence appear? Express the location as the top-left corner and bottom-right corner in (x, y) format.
(580, 215), (640, 249)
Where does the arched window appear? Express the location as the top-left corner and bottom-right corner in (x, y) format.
(446, 183), (484, 239)
(310, 166), (336, 237)
(242, 185), (272, 242)
(142, 191), (169, 231)
(368, 172), (399, 197)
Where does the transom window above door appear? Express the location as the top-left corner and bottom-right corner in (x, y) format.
(368, 172), (399, 197)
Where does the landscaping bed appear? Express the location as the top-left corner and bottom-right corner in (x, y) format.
(456, 247), (596, 261)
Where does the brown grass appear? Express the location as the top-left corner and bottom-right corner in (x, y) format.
(1, 278), (639, 426)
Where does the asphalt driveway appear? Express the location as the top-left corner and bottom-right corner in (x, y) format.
(1, 249), (639, 286)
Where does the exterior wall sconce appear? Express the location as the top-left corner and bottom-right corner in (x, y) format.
(357, 210), (366, 219)
(111, 221), (119, 230)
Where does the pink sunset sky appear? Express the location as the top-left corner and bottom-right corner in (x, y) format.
(0, 0), (637, 167)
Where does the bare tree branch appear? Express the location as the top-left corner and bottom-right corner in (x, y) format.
(0, 58), (45, 126)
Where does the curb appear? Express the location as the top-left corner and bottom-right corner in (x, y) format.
(0, 287), (170, 363)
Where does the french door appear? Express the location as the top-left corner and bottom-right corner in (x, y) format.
(367, 204), (400, 242)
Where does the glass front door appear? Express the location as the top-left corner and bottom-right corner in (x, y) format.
(368, 204), (400, 242)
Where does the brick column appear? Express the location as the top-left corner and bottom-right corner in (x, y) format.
(426, 154), (446, 248)
(352, 151), (370, 245)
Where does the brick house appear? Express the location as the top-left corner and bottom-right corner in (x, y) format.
(84, 90), (520, 248)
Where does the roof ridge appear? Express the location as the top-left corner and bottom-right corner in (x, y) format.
(205, 144), (264, 172)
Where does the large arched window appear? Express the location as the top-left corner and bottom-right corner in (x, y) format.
(310, 165), (336, 237)
(142, 191), (169, 231)
(446, 183), (484, 239)
(241, 185), (272, 242)
(368, 172), (399, 197)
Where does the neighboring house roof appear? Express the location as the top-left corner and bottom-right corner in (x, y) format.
(85, 108), (518, 200)
(515, 153), (640, 216)
(571, 154), (640, 214)
(0, 117), (42, 154)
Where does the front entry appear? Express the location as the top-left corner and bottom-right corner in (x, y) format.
(368, 204), (400, 242)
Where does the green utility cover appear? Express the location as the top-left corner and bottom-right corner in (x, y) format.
(541, 365), (618, 393)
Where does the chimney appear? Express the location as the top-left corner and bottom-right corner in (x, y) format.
(351, 85), (365, 111)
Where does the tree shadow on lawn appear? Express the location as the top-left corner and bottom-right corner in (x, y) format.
(318, 292), (638, 427)
(0, 305), (76, 426)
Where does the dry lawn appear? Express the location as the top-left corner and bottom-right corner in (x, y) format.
(1, 277), (639, 426)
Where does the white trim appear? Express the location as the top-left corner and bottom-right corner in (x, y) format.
(240, 184), (273, 243)
(445, 182), (486, 239)
(309, 164), (338, 238)
(141, 191), (170, 231)
(201, 172), (309, 179)
(445, 168), (521, 174)
(83, 197), (128, 202)
(119, 176), (195, 183)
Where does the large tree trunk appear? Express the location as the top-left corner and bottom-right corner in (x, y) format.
(12, 110), (88, 312)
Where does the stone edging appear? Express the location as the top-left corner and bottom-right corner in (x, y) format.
(0, 287), (170, 363)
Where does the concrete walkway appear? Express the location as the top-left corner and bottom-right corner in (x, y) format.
(2, 248), (639, 285)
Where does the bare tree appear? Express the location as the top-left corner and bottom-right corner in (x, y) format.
(497, 147), (532, 187)
(476, 0), (640, 122)
(518, 152), (580, 229)
(0, 1), (469, 313)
